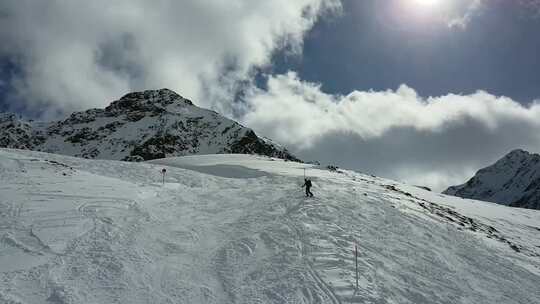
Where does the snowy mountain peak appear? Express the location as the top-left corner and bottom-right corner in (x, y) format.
(444, 149), (540, 210)
(0, 89), (299, 162)
(507, 148), (529, 156)
(498, 149), (534, 163)
(106, 88), (193, 113)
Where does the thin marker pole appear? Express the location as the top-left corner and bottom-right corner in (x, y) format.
(355, 244), (359, 290)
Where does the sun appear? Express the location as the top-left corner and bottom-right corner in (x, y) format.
(414, 0), (440, 6)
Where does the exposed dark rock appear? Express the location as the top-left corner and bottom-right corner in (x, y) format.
(230, 130), (301, 162)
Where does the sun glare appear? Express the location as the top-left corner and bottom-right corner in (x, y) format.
(414, 0), (439, 6)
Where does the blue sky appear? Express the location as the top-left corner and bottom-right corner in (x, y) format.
(270, 0), (540, 104)
(1, 0), (540, 189)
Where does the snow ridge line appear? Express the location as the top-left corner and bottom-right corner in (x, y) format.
(29, 227), (53, 253)
(387, 185), (533, 255)
(1, 232), (44, 256)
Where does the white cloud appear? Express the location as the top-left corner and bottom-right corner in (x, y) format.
(447, 0), (484, 29)
(0, 0), (340, 116)
(244, 72), (540, 148)
(447, 0), (540, 29)
(243, 72), (540, 190)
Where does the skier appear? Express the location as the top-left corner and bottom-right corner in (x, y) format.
(302, 178), (314, 197)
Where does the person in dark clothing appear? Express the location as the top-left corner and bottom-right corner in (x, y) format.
(302, 178), (314, 197)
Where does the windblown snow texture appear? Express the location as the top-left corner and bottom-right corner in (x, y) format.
(0, 89), (299, 162)
(0, 149), (539, 303)
(444, 149), (540, 210)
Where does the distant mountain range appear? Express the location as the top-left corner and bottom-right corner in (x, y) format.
(0, 88), (299, 162)
(444, 149), (540, 210)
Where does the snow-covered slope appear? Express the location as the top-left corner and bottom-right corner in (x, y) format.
(1, 148), (539, 303)
(444, 149), (540, 210)
(0, 89), (298, 161)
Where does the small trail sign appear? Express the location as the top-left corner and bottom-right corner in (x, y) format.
(161, 168), (167, 185)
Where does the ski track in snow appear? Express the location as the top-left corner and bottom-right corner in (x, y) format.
(0, 149), (539, 303)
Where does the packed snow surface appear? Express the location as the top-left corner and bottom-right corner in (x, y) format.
(1, 149), (539, 303)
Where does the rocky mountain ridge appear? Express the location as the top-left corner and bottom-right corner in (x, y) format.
(444, 149), (540, 210)
(0, 89), (299, 162)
